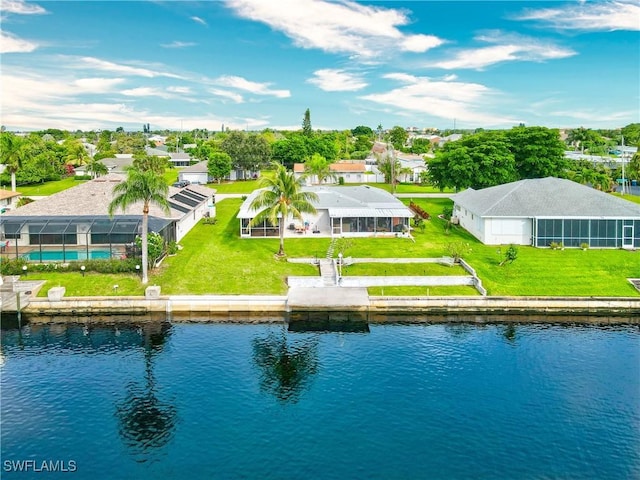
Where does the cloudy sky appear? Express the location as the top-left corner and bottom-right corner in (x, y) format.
(1, 0), (639, 132)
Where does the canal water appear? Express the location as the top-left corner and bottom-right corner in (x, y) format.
(1, 318), (638, 479)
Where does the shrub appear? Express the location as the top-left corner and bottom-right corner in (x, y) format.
(445, 241), (471, 263)
(499, 244), (518, 266)
(338, 177), (345, 185)
(74, 175), (93, 180)
(580, 242), (589, 250)
(167, 241), (179, 255)
(442, 206), (453, 220)
(0, 258), (140, 275)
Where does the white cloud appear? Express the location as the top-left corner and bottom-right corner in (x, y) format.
(73, 77), (125, 92)
(550, 109), (638, 123)
(307, 69), (367, 91)
(214, 75), (290, 98)
(209, 88), (244, 103)
(515, 1), (640, 31)
(69, 56), (185, 79)
(191, 16), (207, 26)
(160, 41), (197, 49)
(360, 73), (516, 126)
(0, 31), (38, 53)
(429, 31), (576, 70)
(224, 0), (444, 58)
(167, 86), (192, 94)
(1, 0), (47, 15)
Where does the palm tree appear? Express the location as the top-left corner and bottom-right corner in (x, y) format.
(305, 153), (337, 185)
(249, 162), (318, 256)
(108, 168), (170, 283)
(85, 158), (108, 179)
(0, 132), (24, 191)
(63, 139), (89, 167)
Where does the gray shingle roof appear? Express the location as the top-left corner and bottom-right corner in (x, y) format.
(452, 177), (640, 218)
(237, 185), (412, 218)
(180, 160), (208, 173)
(2, 173), (212, 219)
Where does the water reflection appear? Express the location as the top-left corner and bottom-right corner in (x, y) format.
(252, 328), (319, 403)
(115, 322), (177, 461)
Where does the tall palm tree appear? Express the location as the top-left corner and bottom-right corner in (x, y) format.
(85, 158), (109, 179)
(0, 132), (24, 192)
(249, 162), (318, 256)
(108, 168), (170, 283)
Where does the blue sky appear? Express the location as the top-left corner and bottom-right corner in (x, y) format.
(1, 0), (639, 132)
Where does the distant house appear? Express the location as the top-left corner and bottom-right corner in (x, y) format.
(237, 185), (413, 238)
(0, 174), (216, 261)
(293, 160), (379, 185)
(75, 157), (134, 176)
(396, 154), (427, 183)
(438, 134), (462, 147)
(178, 161), (211, 185)
(452, 177), (640, 248)
(0, 189), (21, 211)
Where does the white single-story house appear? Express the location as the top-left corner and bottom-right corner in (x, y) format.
(293, 161), (383, 185)
(75, 157), (134, 176)
(0, 174), (216, 261)
(396, 154), (427, 183)
(178, 161), (211, 185)
(0, 189), (21, 211)
(237, 185), (413, 238)
(452, 177), (640, 248)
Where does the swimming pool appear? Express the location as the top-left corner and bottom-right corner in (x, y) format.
(22, 249), (114, 262)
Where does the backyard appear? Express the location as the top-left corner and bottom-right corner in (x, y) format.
(25, 195), (640, 297)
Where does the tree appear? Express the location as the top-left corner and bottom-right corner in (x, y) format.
(376, 149), (401, 193)
(621, 123), (640, 147)
(249, 163), (318, 256)
(351, 125), (373, 137)
(85, 158), (108, 178)
(506, 126), (568, 179)
(220, 131), (271, 173)
(302, 108), (312, 137)
(108, 168), (170, 284)
(63, 139), (89, 167)
(207, 152), (232, 183)
(427, 131), (517, 190)
(388, 126), (408, 150)
(305, 153), (336, 184)
(0, 133), (25, 191)
(132, 153), (167, 175)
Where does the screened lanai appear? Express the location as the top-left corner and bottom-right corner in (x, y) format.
(0, 215), (174, 262)
(237, 185), (413, 238)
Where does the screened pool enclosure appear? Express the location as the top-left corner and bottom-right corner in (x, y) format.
(535, 218), (640, 248)
(0, 215), (174, 262)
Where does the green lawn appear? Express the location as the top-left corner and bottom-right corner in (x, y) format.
(368, 286), (480, 296)
(25, 193), (640, 298)
(36, 273), (146, 297)
(611, 192), (640, 205)
(15, 177), (89, 196)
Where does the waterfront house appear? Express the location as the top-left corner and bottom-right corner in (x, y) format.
(237, 185), (413, 237)
(0, 174), (215, 261)
(452, 177), (640, 248)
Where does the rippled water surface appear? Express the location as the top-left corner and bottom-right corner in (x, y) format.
(1, 320), (639, 479)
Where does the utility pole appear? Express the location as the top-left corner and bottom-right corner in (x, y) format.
(621, 135), (626, 195)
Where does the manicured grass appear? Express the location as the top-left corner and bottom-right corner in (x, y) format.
(15, 177), (89, 196)
(150, 199), (324, 294)
(343, 263), (467, 276)
(24, 195), (640, 297)
(368, 286), (480, 296)
(36, 273), (145, 297)
(611, 192), (640, 205)
(163, 168), (179, 185)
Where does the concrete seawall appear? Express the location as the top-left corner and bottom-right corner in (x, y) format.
(18, 294), (640, 323)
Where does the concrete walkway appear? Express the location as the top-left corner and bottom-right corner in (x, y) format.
(288, 287), (369, 310)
